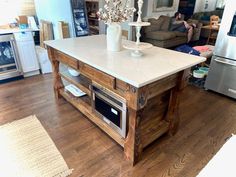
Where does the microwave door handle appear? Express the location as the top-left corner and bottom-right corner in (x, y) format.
(214, 58), (236, 67)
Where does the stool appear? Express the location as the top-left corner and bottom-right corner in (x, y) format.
(207, 15), (220, 45)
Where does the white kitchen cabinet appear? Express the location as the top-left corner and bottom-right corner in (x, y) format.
(14, 32), (40, 77)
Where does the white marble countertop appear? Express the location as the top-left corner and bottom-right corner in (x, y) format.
(45, 35), (205, 88)
(0, 28), (39, 35)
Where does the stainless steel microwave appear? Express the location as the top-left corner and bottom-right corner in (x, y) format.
(91, 83), (127, 138)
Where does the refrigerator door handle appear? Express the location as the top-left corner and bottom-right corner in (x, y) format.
(214, 58), (236, 67)
(228, 88), (236, 94)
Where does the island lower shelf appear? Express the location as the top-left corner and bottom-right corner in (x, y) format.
(58, 88), (125, 147)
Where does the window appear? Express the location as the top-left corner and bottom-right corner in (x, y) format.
(216, 0), (225, 9)
(153, 0), (177, 12)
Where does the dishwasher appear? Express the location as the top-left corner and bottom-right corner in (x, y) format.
(0, 34), (23, 82)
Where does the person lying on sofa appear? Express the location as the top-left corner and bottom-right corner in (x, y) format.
(171, 12), (196, 43)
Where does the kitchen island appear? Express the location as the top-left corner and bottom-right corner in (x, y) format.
(45, 35), (205, 165)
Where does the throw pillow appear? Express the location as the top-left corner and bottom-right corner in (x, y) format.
(144, 18), (164, 33)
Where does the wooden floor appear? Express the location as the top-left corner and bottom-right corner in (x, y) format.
(0, 74), (236, 177)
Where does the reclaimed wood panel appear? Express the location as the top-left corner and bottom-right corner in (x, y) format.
(141, 91), (171, 148)
(79, 62), (116, 90)
(142, 120), (169, 148)
(147, 73), (178, 100)
(55, 50), (79, 70)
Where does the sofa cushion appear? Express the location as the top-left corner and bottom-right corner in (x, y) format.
(201, 15), (210, 21)
(144, 18), (164, 33)
(174, 31), (187, 37)
(170, 22), (185, 31)
(187, 19), (199, 25)
(159, 15), (172, 31)
(146, 31), (176, 41)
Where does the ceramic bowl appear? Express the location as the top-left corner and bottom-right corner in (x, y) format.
(198, 67), (209, 76)
(193, 70), (205, 79)
(68, 67), (80, 77)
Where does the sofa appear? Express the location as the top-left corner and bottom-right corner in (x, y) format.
(142, 15), (202, 48)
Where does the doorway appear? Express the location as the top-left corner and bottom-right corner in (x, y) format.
(178, 0), (196, 20)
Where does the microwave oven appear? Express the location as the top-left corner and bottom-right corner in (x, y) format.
(91, 83), (127, 138)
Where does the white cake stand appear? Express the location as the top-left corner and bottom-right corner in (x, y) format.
(123, 40), (153, 57)
(123, 0), (153, 57)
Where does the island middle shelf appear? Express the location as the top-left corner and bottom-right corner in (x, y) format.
(59, 70), (91, 97)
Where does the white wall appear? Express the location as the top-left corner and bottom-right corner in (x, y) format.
(99, 0), (135, 40)
(35, 0), (135, 40)
(34, 0), (75, 39)
(143, 0), (180, 19)
(194, 0), (217, 13)
(122, 0), (135, 40)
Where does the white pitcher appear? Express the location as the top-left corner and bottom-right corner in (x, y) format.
(106, 23), (122, 52)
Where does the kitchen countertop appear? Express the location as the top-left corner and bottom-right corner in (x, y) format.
(0, 27), (39, 35)
(45, 35), (205, 88)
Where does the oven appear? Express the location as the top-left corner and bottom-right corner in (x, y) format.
(91, 83), (127, 138)
(0, 34), (22, 81)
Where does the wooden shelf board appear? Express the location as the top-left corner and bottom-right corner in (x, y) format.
(89, 26), (99, 30)
(60, 71), (91, 97)
(59, 88), (125, 147)
(88, 17), (99, 21)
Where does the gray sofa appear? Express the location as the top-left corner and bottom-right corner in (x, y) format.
(142, 15), (202, 48)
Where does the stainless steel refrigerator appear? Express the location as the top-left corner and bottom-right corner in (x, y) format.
(205, 0), (236, 99)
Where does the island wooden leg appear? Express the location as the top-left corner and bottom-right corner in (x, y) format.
(124, 108), (143, 166)
(47, 47), (64, 99)
(165, 71), (186, 135)
(166, 87), (181, 135)
(52, 60), (64, 99)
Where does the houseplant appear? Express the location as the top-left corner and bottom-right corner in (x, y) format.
(97, 0), (136, 52)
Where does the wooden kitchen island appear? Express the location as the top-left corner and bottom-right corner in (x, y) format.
(45, 35), (205, 165)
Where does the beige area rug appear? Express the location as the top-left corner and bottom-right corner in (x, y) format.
(0, 115), (72, 177)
